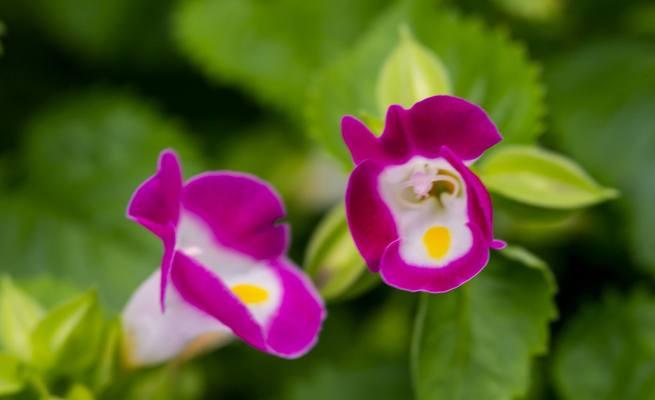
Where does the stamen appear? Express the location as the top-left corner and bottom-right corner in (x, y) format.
(401, 165), (462, 206)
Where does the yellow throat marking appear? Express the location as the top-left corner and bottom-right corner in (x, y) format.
(232, 284), (269, 304)
(423, 226), (451, 260)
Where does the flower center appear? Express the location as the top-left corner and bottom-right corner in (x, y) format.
(422, 226), (451, 260)
(231, 284), (269, 304)
(402, 165), (462, 206)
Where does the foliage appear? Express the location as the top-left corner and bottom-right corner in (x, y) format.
(0, 0), (650, 398)
(412, 249), (556, 400)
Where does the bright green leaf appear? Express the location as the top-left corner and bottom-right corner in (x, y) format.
(547, 42), (655, 276)
(304, 204), (374, 301)
(411, 250), (557, 400)
(308, 0), (545, 166)
(0, 90), (204, 309)
(31, 290), (104, 374)
(477, 145), (617, 209)
(66, 384), (95, 400)
(173, 0), (394, 116)
(376, 25), (451, 115)
(18, 277), (82, 310)
(92, 318), (121, 392)
(0, 353), (25, 396)
(116, 365), (205, 400)
(0, 277), (44, 361)
(553, 290), (655, 400)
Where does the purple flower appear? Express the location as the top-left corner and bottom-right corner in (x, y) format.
(343, 95), (506, 293)
(122, 150), (325, 365)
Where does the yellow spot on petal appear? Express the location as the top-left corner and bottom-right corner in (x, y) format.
(423, 226), (451, 260)
(232, 284), (269, 304)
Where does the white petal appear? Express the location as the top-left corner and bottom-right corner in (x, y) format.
(122, 270), (230, 366)
(379, 156), (473, 267)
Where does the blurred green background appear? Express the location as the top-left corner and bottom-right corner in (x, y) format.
(0, 0), (654, 399)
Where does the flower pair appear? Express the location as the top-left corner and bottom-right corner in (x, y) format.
(123, 95), (503, 365)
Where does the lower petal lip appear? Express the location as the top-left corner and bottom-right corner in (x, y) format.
(379, 224), (491, 293)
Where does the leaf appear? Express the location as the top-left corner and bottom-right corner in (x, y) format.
(91, 318), (121, 392)
(552, 290), (655, 400)
(376, 25), (451, 114)
(31, 290), (105, 375)
(304, 204), (372, 301)
(0, 277), (44, 361)
(285, 364), (411, 400)
(0, 90), (204, 309)
(477, 145), (618, 209)
(173, 0), (394, 116)
(67, 384), (95, 400)
(411, 249), (557, 400)
(492, 0), (561, 21)
(307, 0), (546, 166)
(18, 277), (82, 309)
(118, 366), (205, 400)
(546, 42), (655, 275)
(0, 353), (25, 396)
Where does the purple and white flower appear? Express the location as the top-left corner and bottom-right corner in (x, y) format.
(343, 95), (505, 293)
(122, 150), (325, 365)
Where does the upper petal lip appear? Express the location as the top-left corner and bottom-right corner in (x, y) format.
(342, 95), (503, 167)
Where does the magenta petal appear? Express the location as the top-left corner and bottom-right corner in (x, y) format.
(127, 150), (182, 229)
(265, 258), (325, 358)
(345, 160), (398, 272)
(342, 107), (409, 165)
(342, 96), (502, 165)
(379, 224), (490, 292)
(342, 116), (381, 165)
(400, 96), (501, 161)
(182, 173), (289, 260)
(171, 252), (267, 351)
(127, 150), (183, 309)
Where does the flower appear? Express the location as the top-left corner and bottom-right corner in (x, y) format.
(342, 95), (506, 293)
(122, 150), (325, 365)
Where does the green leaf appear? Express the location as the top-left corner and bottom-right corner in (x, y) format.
(304, 204), (373, 301)
(285, 364), (411, 400)
(411, 250), (557, 400)
(118, 366), (205, 400)
(0, 90), (204, 309)
(0, 277), (44, 361)
(0, 353), (25, 396)
(173, 0), (394, 116)
(552, 290), (655, 400)
(307, 0), (546, 166)
(492, 0), (561, 21)
(31, 290), (104, 374)
(18, 277), (82, 310)
(547, 42), (655, 276)
(91, 318), (121, 392)
(477, 145), (618, 209)
(376, 25), (451, 114)
(23, 91), (202, 228)
(66, 384), (95, 400)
